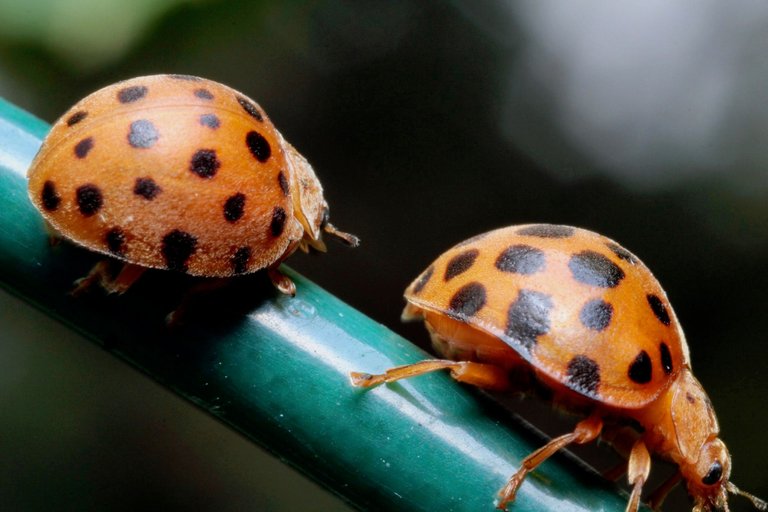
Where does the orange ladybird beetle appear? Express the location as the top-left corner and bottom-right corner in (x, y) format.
(27, 74), (358, 297)
(351, 224), (765, 512)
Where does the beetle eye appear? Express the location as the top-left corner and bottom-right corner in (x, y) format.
(702, 460), (723, 486)
(320, 207), (330, 229)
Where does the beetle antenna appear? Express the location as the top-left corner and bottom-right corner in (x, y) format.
(323, 223), (360, 247)
(727, 482), (768, 511)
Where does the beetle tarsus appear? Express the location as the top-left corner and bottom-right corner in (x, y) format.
(268, 266), (296, 297)
(71, 260), (145, 297)
(349, 372), (375, 387)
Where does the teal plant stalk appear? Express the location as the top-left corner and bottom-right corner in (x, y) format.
(0, 96), (636, 511)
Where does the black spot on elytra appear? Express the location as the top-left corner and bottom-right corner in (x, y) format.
(448, 282), (487, 318)
(133, 177), (161, 200)
(224, 193), (246, 223)
(495, 244), (545, 275)
(66, 110), (88, 127)
(413, 266), (434, 294)
(506, 289), (553, 351)
(76, 184), (103, 216)
(105, 227), (126, 255)
(569, 251), (625, 288)
(579, 299), (613, 332)
(167, 74), (203, 81)
(647, 294), (671, 326)
(246, 131), (271, 162)
(232, 247), (251, 274)
(686, 392), (696, 404)
(606, 242), (637, 264)
(161, 229), (197, 272)
(41, 181), (61, 211)
(566, 355), (601, 394)
(702, 462), (723, 486)
(237, 96), (264, 121)
(517, 224), (575, 238)
(118, 85), (148, 103)
(128, 119), (159, 148)
(200, 114), (220, 129)
(660, 342), (673, 375)
(190, 149), (220, 178)
(628, 350), (653, 384)
(270, 206), (286, 237)
(444, 249), (479, 281)
(74, 137), (94, 158)
(194, 88), (214, 100)
(278, 171), (290, 196)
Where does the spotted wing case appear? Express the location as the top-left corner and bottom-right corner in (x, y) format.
(27, 75), (302, 277)
(404, 224), (690, 408)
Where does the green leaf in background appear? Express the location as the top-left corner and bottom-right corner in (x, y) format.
(0, 0), (201, 69)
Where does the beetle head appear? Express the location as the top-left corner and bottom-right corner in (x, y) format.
(670, 370), (765, 511)
(686, 437), (731, 511)
(282, 140), (358, 252)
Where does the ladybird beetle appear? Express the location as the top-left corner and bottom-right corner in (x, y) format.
(351, 224), (765, 512)
(27, 74), (358, 297)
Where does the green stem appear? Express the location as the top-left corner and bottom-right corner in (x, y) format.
(0, 96), (634, 511)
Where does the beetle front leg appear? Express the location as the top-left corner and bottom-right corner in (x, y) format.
(266, 240), (300, 297)
(625, 439), (652, 512)
(267, 265), (296, 296)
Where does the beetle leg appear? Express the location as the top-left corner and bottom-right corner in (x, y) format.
(625, 439), (652, 512)
(267, 265), (296, 297)
(497, 414), (603, 510)
(71, 260), (111, 297)
(266, 240), (301, 297)
(71, 261), (145, 297)
(108, 264), (147, 294)
(350, 359), (510, 391)
(598, 425), (642, 480)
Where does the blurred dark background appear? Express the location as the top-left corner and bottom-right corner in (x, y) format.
(1, 0), (766, 510)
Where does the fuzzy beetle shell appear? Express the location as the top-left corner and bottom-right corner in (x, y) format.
(27, 74), (336, 277)
(355, 224), (764, 512)
(403, 224), (690, 408)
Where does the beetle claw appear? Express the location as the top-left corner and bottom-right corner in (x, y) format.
(268, 267), (296, 297)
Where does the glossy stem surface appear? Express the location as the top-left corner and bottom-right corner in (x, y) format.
(0, 96), (634, 511)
